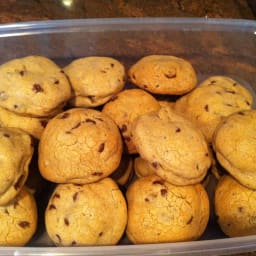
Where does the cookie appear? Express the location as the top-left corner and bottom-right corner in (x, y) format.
(215, 175), (256, 237)
(102, 89), (160, 154)
(131, 107), (211, 185)
(126, 175), (209, 244)
(45, 178), (127, 246)
(0, 187), (37, 246)
(0, 106), (49, 139)
(134, 157), (155, 178)
(39, 108), (123, 184)
(64, 56), (126, 107)
(128, 55), (197, 95)
(0, 55), (71, 117)
(212, 109), (256, 189)
(110, 155), (134, 187)
(0, 127), (33, 206)
(175, 76), (253, 143)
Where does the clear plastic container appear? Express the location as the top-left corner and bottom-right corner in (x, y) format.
(0, 17), (256, 256)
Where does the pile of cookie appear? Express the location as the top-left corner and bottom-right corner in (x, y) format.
(0, 54), (254, 246)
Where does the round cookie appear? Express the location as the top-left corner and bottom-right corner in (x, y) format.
(175, 76), (253, 143)
(45, 178), (127, 246)
(39, 108), (123, 184)
(0, 55), (71, 117)
(215, 175), (256, 237)
(0, 127), (34, 206)
(134, 157), (155, 178)
(213, 109), (256, 189)
(102, 89), (160, 154)
(131, 107), (211, 185)
(0, 187), (37, 246)
(126, 175), (209, 244)
(128, 55), (197, 95)
(0, 106), (49, 139)
(64, 56), (126, 107)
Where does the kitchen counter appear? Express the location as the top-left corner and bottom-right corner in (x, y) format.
(0, 0), (255, 23)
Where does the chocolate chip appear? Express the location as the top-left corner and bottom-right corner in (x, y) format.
(60, 70), (65, 73)
(186, 216), (193, 224)
(18, 221), (30, 228)
(56, 234), (62, 243)
(92, 172), (103, 176)
(160, 189), (167, 196)
(238, 206), (243, 212)
(99, 232), (103, 237)
(13, 104), (18, 109)
(32, 83), (44, 93)
(205, 153), (209, 157)
(164, 73), (176, 79)
(225, 103), (233, 107)
(98, 143), (105, 153)
(110, 63), (114, 67)
(155, 84), (160, 88)
(85, 118), (96, 124)
(120, 124), (127, 133)
(204, 104), (209, 112)
(40, 120), (48, 128)
(71, 241), (76, 246)
(64, 218), (69, 226)
(152, 180), (164, 185)
(216, 91), (222, 95)
(49, 204), (56, 210)
(245, 100), (251, 106)
(238, 111), (245, 115)
(196, 164), (199, 170)
(71, 122), (81, 130)
(19, 70), (25, 76)
(210, 80), (216, 84)
(54, 79), (59, 85)
(176, 127), (181, 133)
(100, 70), (107, 73)
(3, 133), (10, 138)
(233, 83), (237, 86)
(60, 112), (70, 119)
(14, 175), (25, 190)
(225, 89), (235, 94)
(53, 193), (60, 199)
(4, 209), (9, 215)
(144, 198), (149, 202)
(152, 162), (160, 169)
(73, 192), (78, 202)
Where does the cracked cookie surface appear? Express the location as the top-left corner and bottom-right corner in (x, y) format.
(131, 107), (211, 185)
(0, 127), (33, 205)
(126, 175), (209, 243)
(175, 76), (253, 143)
(64, 56), (126, 107)
(0, 55), (71, 117)
(39, 108), (123, 184)
(213, 109), (256, 189)
(0, 187), (37, 246)
(45, 178), (127, 246)
(128, 55), (197, 95)
(102, 89), (160, 154)
(215, 175), (256, 237)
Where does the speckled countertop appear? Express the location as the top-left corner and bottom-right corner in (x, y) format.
(0, 1), (256, 256)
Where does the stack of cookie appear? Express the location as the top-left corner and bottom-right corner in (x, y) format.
(0, 127), (37, 246)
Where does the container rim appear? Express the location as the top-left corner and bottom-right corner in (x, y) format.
(0, 17), (255, 37)
(1, 235), (256, 256)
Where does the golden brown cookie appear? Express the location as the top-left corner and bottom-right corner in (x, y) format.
(110, 155), (134, 187)
(128, 55), (197, 95)
(175, 76), (253, 143)
(0, 187), (37, 246)
(0, 55), (71, 117)
(0, 127), (34, 206)
(45, 178), (127, 246)
(213, 109), (256, 189)
(215, 175), (256, 237)
(134, 157), (155, 178)
(39, 108), (123, 184)
(64, 56), (126, 107)
(126, 175), (209, 244)
(131, 107), (211, 185)
(0, 106), (49, 139)
(102, 89), (160, 154)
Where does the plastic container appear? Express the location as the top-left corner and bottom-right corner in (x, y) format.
(0, 17), (256, 256)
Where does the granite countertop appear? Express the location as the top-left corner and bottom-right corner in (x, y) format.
(0, 1), (256, 256)
(0, 0), (255, 22)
